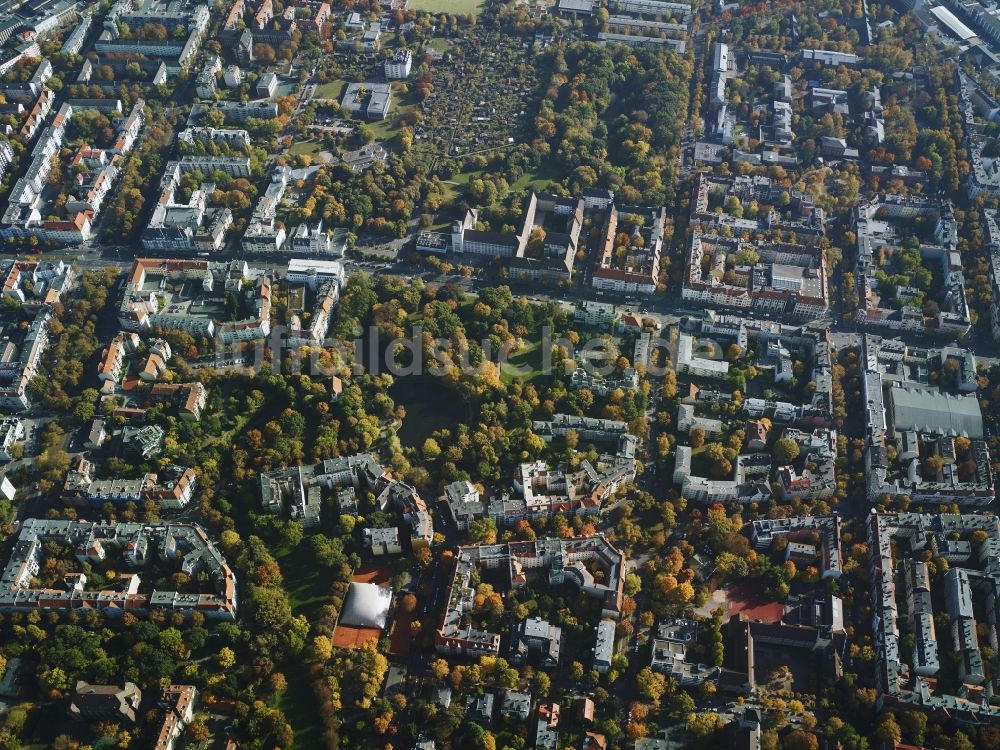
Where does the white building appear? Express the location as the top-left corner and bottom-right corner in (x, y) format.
(574, 301), (616, 328)
(365, 527), (402, 555)
(384, 49), (412, 79)
(223, 65), (242, 88)
(256, 72), (278, 97)
(290, 221), (332, 256)
(0, 418), (24, 461)
(287, 259), (346, 290)
(675, 333), (729, 379)
(442, 480), (482, 530)
(593, 619), (616, 673)
(195, 55), (221, 98)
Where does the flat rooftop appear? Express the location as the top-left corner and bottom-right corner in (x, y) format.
(890, 386), (984, 439)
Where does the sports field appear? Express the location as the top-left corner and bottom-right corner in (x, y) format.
(409, 0), (485, 14)
(332, 625), (383, 649)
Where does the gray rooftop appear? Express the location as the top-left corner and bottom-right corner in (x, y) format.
(889, 386), (984, 439)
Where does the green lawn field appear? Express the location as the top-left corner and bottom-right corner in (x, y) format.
(500, 339), (547, 385)
(409, 0), (486, 15)
(427, 37), (453, 52)
(313, 79), (347, 100)
(287, 140), (321, 157)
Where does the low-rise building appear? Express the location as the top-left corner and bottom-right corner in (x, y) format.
(569, 366), (639, 397)
(751, 516), (843, 579)
(0, 306), (51, 412)
(650, 618), (719, 686)
(593, 619), (616, 673)
(149, 383), (208, 421)
(256, 71), (277, 97)
(501, 690), (532, 721)
(573, 301), (616, 328)
(592, 203), (665, 295)
(259, 453), (393, 531)
(194, 100), (278, 125)
(682, 232), (828, 321)
(341, 81), (391, 120)
(868, 512), (1000, 720)
(70, 681), (142, 723)
(195, 55), (221, 98)
(441, 480), (482, 531)
(64, 459), (197, 509)
(178, 127), (250, 150)
(510, 616), (562, 667)
(98, 331), (139, 384)
(0, 418), (23, 461)
(142, 179), (232, 254)
(85, 419), (107, 450)
(155, 685), (197, 750)
(0, 518), (237, 620)
(3, 100), (145, 245)
(437, 537), (625, 657)
(467, 693), (494, 725)
(535, 703), (560, 749)
(676, 333), (729, 379)
(853, 195), (969, 336)
(365, 526), (401, 554)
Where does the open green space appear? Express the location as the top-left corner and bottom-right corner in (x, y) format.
(442, 161), (567, 205)
(391, 378), (470, 446)
(279, 670), (324, 750)
(274, 81), (298, 98)
(288, 140), (322, 157)
(500, 338), (548, 385)
(409, 0), (486, 14)
(426, 37), (453, 52)
(276, 542), (329, 618)
(368, 87), (420, 142)
(511, 162), (567, 193)
(441, 169), (484, 202)
(313, 79), (348, 100)
(275, 543), (327, 748)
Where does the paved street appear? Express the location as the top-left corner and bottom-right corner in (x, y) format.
(9, 241), (1000, 372)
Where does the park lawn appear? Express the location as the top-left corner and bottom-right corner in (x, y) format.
(409, 0), (486, 14)
(441, 167), (486, 202)
(444, 161), (567, 202)
(274, 543), (327, 746)
(427, 37), (453, 52)
(421, 212), (453, 231)
(276, 542), (329, 618)
(288, 140), (322, 157)
(279, 670), (325, 749)
(367, 86), (420, 141)
(368, 112), (404, 141)
(501, 338), (547, 385)
(451, 167), (486, 186)
(441, 162), (565, 205)
(511, 162), (568, 193)
(441, 182), (461, 204)
(313, 78), (347, 100)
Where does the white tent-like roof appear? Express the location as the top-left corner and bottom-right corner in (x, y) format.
(340, 582), (392, 629)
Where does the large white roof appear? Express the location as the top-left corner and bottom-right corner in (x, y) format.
(930, 6), (976, 41)
(287, 258), (344, 275)
(340, 582), (392, 629)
